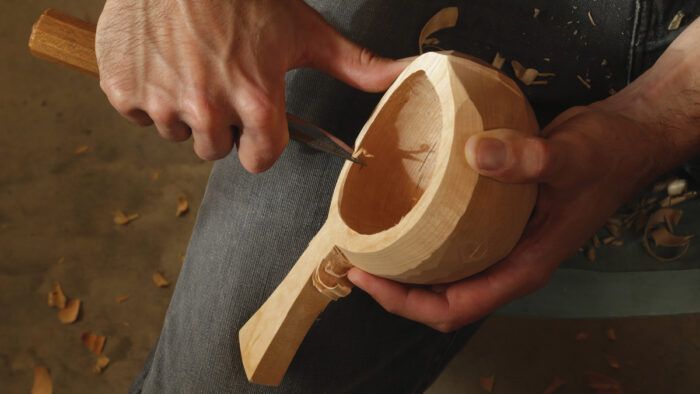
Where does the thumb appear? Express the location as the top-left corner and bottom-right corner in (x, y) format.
(307, 26), (409, 92)
(465, 128), (563, 184)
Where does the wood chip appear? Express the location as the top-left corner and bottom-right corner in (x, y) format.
(667, 179), (687, 196)
(511, 60), (539, 85)
(74, 145), (89, 155)
(176, 196), (189, 217)
(115, 295), (130, 304)
(57, 299), (80, 324)
(543, 376), (567, 394)
(576, 75), (591, 89)
(668, 10), (685, 30)
(533, 8), (540, 18)
(151, 170), (161, 181)
(93, 355), (110, 374)
(602, 236), (616, 245)
(492, 52), (506, 69)
(575, 331), (590, 341)
(587, 11), (597, 26)
(81, 331), (106, 355)
(585, 371), (623, 393)
(114, 210), (139, 225)
(153, 271), (170, 288)
(660, 191), (697, 207)
(605, 354), (621, 369)
(480, 374), (495, 392)
(47, 282), (67, 309)
(31, 366), (53, 394)
(650, 227), (693, 247)
(606, 328), (617, 341)
(419, 7), (459, 53)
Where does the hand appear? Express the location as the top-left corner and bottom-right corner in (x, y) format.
(348, 17), (700, 332)
(96, 0), (406, 172)
(348, 105), (669, 332)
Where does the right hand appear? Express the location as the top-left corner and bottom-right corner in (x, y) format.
(96, 0), (406, 172)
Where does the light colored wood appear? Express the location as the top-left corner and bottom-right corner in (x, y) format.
(28, 9), (99, 76)
(240, 52), (538, 385)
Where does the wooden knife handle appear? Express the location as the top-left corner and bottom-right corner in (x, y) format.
(29, 9), (99, 77)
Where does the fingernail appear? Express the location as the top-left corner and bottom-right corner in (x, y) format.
(476, 137), (506, 171)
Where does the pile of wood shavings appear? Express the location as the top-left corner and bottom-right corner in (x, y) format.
(583, 176), (696, 262)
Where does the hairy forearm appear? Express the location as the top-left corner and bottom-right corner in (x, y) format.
(597, 17), (700, 171)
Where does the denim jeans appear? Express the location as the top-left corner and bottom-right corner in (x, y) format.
(130, 1), (698, 392)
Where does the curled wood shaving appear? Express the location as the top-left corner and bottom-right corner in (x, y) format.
(114, 211), (139, 225)
(605, 354), (621, 369)
(533, 8), (540, 18)
(74, 145), (89, 155)
(47, 282), (67, 309)
(176, 196), (189, 217)
(153, 272), (170, 288)
(492, 52), (506, 70)
(650, 228), (693, 247)
(31, 366), (53, 394)
(93, 355), (110, 374)
(115, 295), (130, 304)
(81, 331), (106, 355)
(418, 7), (459, 53)
(511, 60), (539, 85)
(58, 299), (80, 324)
(585, 371), (623, 393)
(668, 10), (685, 31)
(479, 374), (495, 393)
(606, 328), (617, 341)
(543, 376), (567, 394)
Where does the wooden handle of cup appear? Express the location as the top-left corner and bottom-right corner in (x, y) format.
(29, 9), (99, 77)
(239, 234), (353, 386)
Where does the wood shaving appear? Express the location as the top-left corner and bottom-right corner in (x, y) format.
(668, 10), (685, 30)
(479, 374), (495, 392)
(587, 11), (597, 26)
(47, 282), (67, 309)
(74, 145), (89, 155)
(576, 75), (591, 89)
(592, 234), (601, 248)
(418, 7), (459, 53)
(353, 147), (375, 162)
(492, 52), (506, 69)
(605, 354), (621, 369)
(660, 191), (698, 207)
(511, 60), (539, 85)
(585, 246), (596, 262)
(176, 196), (189, 217)
(81, 331), (106, 355)
(601, 58), (608, 66)
(422, 37), (440, 46)
(58, 298), (80, 324)
(602, 236), (616, 245)
(606, 328), (617, 341)
(533, 8), (540, 18)
(543, 376), (567, 394)
(114, 211), (139, 225)
(115, 295), (130, 304)
(151, 170), (161, 181)
(31, 366), (52, 394)
(575, 331), (590, 341)
(611, 239), (624, 247)
(585, 371), (623, 393)
(667, 179), (687, 196)
(153, 271), (170, 288)
(650, 228), (693, 247)
(606, 223), (621, 237)
(93, 355), (110, 374)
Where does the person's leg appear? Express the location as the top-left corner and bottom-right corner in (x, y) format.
(130, 1), (477, 393)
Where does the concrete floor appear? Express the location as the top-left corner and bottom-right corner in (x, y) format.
(2, 1), (699, 393)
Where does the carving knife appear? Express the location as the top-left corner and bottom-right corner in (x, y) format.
(28, 9), (365, 165)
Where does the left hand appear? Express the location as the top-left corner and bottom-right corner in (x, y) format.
(347, 104), (671, 332)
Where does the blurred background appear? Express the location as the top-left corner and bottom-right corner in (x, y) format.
(2, 1), (699, 393)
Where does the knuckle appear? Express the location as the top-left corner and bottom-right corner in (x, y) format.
(183, 94), (220, 133)
(239, 89), (276, 127)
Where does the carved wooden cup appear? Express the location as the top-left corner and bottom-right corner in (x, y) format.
(240, 52), (538, 385)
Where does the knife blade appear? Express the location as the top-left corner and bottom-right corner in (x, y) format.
(28, 9), (364, 165)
